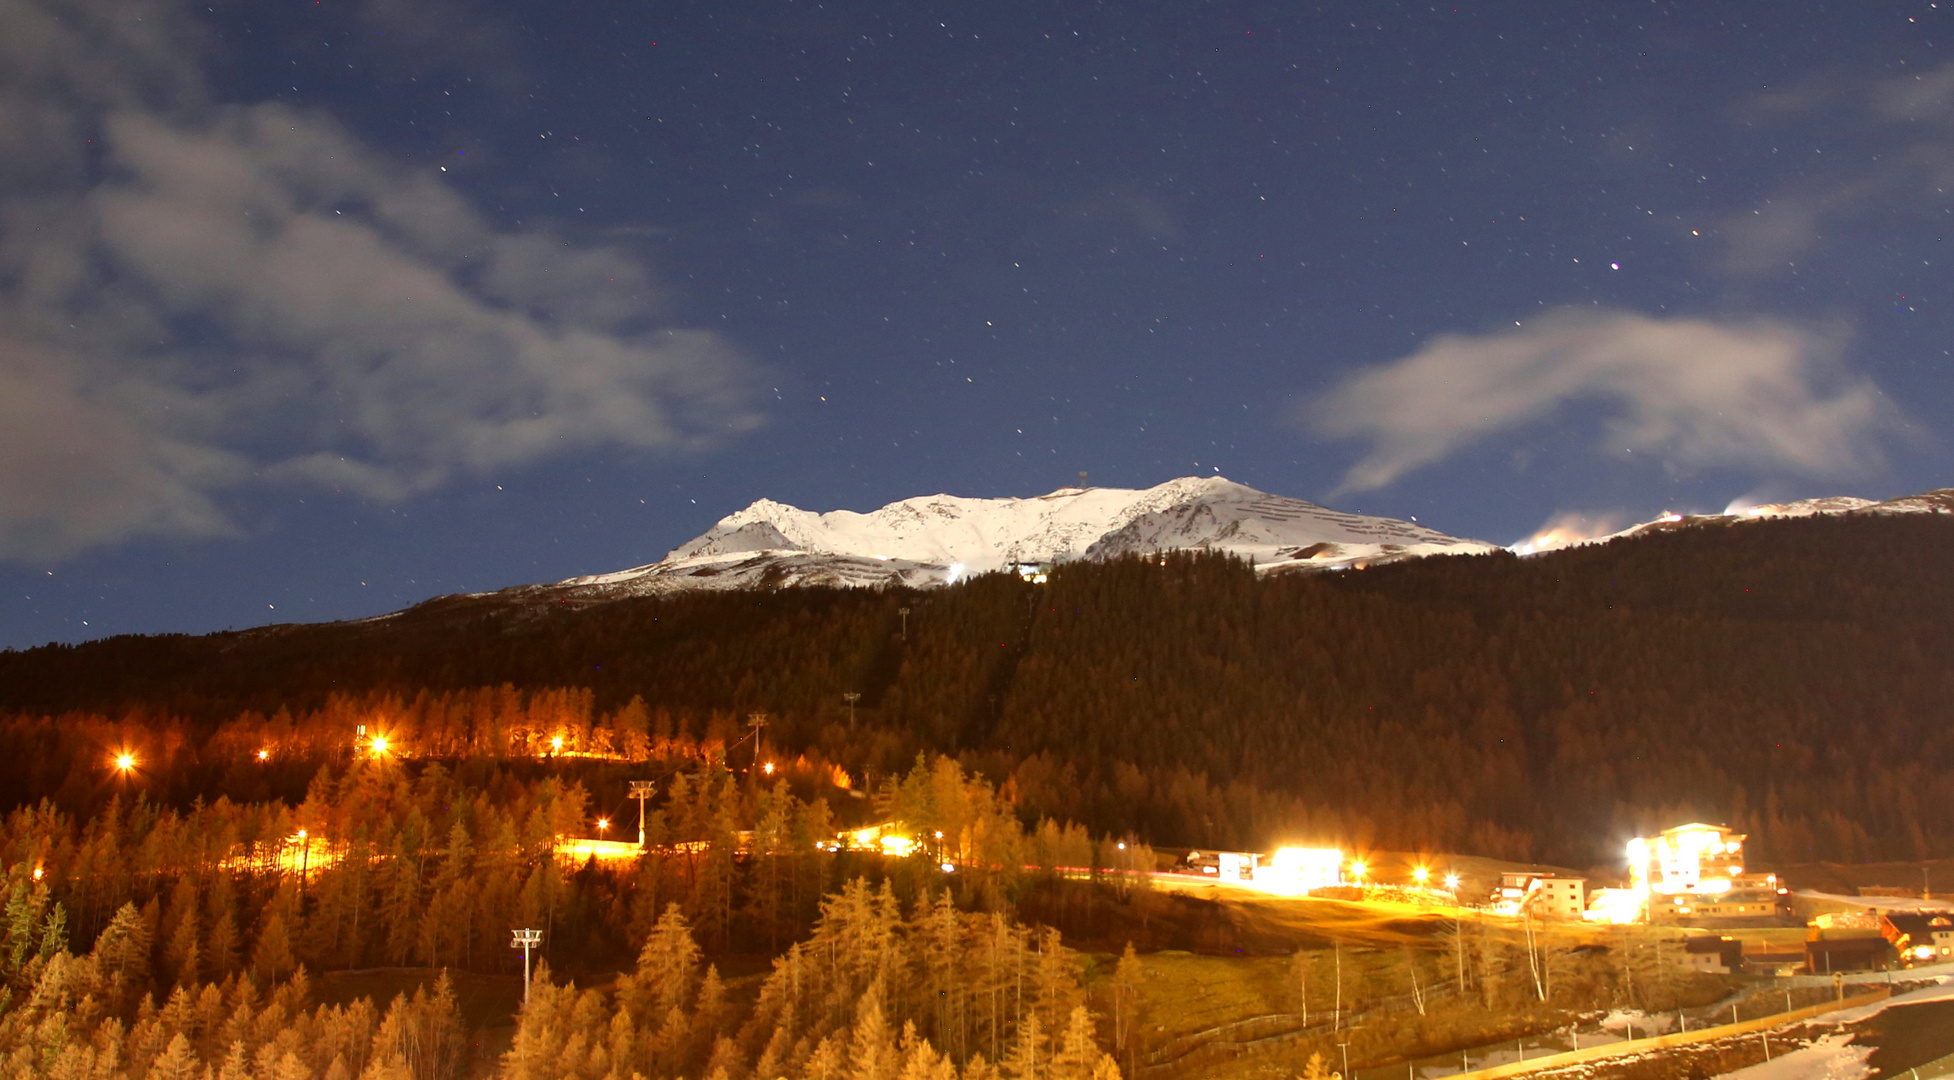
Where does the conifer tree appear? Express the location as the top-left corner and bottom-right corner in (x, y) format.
(146, 1031), (201, 1080)
(252, 910), (298, 986)
(620, 904), (701, 1024)
(846, 981), (899, 1080)
(1000, 1011), (1044, 1080)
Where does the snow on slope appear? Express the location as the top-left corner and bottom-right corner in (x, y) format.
(544, 476), (1498, 598)
(1515, 487), (1954, 555)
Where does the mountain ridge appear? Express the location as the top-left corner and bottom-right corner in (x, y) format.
(1519, 487), (1954, 553)
(520, 475), (1500, 601)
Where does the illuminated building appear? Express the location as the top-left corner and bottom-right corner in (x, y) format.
(1489, 873), (1587, 919)
(1881, 913), (1954, 965)
(1625, 823), (1787, 923)
(1253, 848), (1344, 893)
(1008, 560), (1052, 583)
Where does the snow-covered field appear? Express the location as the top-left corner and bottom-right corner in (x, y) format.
(1715, 977), (1954, 1079)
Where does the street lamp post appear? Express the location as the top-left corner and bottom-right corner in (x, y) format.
(628, 781), (654, 848)
(511, 928), (543, 1002)
(843, 692), (860, 729)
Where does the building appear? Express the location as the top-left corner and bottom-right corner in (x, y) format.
(1805, 936), (1894, 974)
(1683, 936), (1743, 974)
(1533, 876), (1588, 919)
(1813, 911), (1881, 932)
(1626, 823), (1789, 923)
(1881, 912), (1954, 965)
(1216, 851), (1257, 882)
(1253, 847), (1344, 893)
(1181, 849), (1260, 880)
(1489, 873), (1588, 919)
(1742, 951), (1806, 977)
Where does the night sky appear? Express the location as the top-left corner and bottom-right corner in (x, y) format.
(4, 0), (1951, 647)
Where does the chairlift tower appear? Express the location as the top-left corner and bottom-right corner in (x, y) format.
(747, 712), (769, 773)
(510, 928), (543, 1002)
(628, 781), (655, 848)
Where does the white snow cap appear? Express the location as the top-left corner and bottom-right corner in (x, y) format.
(557, 476), (1498, 596)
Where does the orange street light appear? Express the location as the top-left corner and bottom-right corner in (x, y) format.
(257, 748), (270, 761)
(1350, 860), (1367, 883)
(596, 817), (610, 832)
(114, 753), (136, 773)
(369, 734), (390, 756)
(762, 761), (775, 775)
(1413, 866), (1430, 886)
(551, 735), (564, 753)
(1444, 872), (1461, 891)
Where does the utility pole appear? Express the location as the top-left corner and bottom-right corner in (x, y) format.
(898, 606), (911, 641)
(628, 781), (654, 848)
(748, 712), (769, 773)
(843, 692), (860, 729)
(511, 928), (543, 1002)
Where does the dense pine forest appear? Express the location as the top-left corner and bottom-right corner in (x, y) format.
(1, 513), (1935, 1080)
(2, 512), (1951, 868)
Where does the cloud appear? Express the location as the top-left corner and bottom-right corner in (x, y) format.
(1302, 309), (1894, 496)
(1717, 63), (1954, 273)
(0, 0), (759, 560)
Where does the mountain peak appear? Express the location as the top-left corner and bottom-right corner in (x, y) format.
(545, 477), (1498, 600)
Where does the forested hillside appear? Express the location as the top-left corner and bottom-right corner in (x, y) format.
(3, 512), (1950, 867)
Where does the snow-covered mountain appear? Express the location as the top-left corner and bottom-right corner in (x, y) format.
(1516, 487), (1954, 554)
(529, 476), (1499, 599)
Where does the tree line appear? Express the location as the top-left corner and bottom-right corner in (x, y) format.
(2, 512), (1949, 867)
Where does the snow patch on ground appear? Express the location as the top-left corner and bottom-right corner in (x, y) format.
(1716, 1034), (1871, 1079)
(1826, 976), (1954, 1024)
(1598, 1008), (1677, 1037)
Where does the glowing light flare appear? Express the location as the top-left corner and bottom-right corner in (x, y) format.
(551, 736), (564, 752)
(1444, 873), (1461, 891)
(596, 818), (610, 831)
(113, 753), (136, 773)
(1350, 860), (1367, 881)
(368, 734), (391, 757)
(31, 866), (43, 881)
(1584, 887), (1648, 924)
(763, 762), (775, 775)
(1252, 848), (1345, 894)
(879, 834), (915, 857)
(1413, 866), (1430, 885)
(257, 749), (270, 761)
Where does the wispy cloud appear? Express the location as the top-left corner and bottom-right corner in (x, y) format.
(1302, 308), (1894, 496)
(0, 0), (760, 560)
(1718, 62), (1954, 274)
